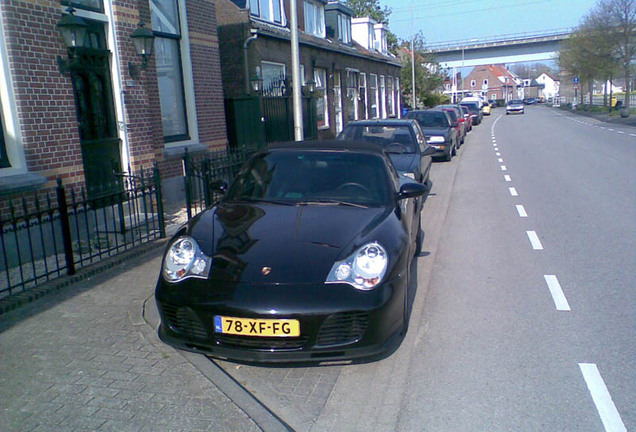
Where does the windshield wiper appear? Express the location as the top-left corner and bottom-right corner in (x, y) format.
(297, 199), (368, 209)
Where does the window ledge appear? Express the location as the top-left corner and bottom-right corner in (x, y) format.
(163, 143), (209, 159)
(0, 172), (47, 195)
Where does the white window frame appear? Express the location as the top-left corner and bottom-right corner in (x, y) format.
(471, 80), (476, 88)
(483, 79), (488, 86)
(314, 68), (329, 129)
(369, 74), (379, 119)
(152, 0), (199, 147)
(395, 78), (401, 118)
(380, 75), (386, 118)
(337, 13), (351, 43)
(359, 73), (368, 119)
(303, 0), (325, 37)
(387, 76), (395, 117)
(0, 20), (26, 176)
(250, 0), (286, 25)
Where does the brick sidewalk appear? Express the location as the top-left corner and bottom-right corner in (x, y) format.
(0, 247), (259, 432)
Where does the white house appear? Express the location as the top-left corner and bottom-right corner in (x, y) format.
(536, 73), (560, 100)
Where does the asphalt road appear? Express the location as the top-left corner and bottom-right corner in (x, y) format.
(397, 106), (635, 432)
(210, 106), (635, 432)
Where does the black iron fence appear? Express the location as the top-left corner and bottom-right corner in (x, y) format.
(183, 144), (261, 219)
(0, 166), (164, 298)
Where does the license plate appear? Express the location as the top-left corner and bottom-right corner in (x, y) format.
(214, 316), (300, 337)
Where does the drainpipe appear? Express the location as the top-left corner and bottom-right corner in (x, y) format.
(244, 29), (258, 94)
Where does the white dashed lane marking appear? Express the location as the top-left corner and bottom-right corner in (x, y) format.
(544, 275), (570, 311)
(579, 363), (628, 432)
(526, 231), (543, 250)
(504, 175), (511, 182)
(509, 187), (518, 196)
(516, 205), (527, 217)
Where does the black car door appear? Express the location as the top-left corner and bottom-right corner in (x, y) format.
(413, 123), (432, 184)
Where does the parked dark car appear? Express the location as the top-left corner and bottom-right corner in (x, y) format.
(459, 101), (483, 125)
(155, 140), (428, 363)
(523, 97), (536, 104)
(338, 119), (434, 186)
(404, 109), (458, 161)
(435, 105), (466, 144)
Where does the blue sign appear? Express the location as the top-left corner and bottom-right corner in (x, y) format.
(573, 77), (579, 84)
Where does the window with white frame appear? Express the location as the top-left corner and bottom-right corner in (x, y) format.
(61, 0), (103, 13)
(395, 78), (401, 117)
(387, 77), (395, 117)
(359, 73), (367, 119)
(470, 80), (476, 88)
(151, 0), (189, 142)
(483, 79), (488, 86)
(303, 0), (325, 37)
(314, 68), (328, 129)
(337, 13), (351, 43)
(379, 76), (386, 118)
(369, 74), (378, 118)
(345, 70), (359, 121)
(261, 61), (286, 95)
(250, 0), (284, 25)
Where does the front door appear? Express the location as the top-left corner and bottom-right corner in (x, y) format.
(71, 20), (121, 201)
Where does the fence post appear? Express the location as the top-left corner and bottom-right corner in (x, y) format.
(153, 163), (166, 238)
(56, 178), (76, 276)
(183, 148), (193, 220)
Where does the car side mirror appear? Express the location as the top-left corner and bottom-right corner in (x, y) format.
(397, 182), (427, 200)
(423, 146), (436, 156)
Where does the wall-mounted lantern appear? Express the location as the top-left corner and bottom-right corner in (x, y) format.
(56, 4), (88, 74)
(129, 20), (155, 79)
(250, 74), (263, 94)
(305, 79), (316, 94)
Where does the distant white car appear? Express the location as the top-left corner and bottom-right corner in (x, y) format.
(506, 100), (525, 115)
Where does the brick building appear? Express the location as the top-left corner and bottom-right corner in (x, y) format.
(216, 0), (403, 139)
(462, 64), (520, 102)
(0, 0), (227, 211)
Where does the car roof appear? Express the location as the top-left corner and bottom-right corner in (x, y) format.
(268, 139), (387, 154)
(344, 119), (418, 127)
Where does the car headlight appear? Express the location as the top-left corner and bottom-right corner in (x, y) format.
(403, 172), (416, 180)
(427, 136), (445, 143)
(326, 242), (388, 290)
(163, 236), (212, 282)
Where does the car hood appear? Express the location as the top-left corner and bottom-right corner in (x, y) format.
(386, 153), (418, 174)
(188, 202), (393, 284)
(419, 126), (450, 136)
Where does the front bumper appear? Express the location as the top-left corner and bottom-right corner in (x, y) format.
(506, 107), (524, 114)
(155, 275), (407, 364)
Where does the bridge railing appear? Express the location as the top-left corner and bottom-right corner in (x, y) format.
(428, 28), (573, 51)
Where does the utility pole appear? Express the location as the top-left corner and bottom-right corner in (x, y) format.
(411, 2), (415, 109)
(290, 0), (303, 140)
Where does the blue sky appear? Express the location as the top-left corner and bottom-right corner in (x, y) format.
(385, 0), (599, 46)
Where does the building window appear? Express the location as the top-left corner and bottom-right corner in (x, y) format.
(314, 68), (328, 129)
(261, 61), (286, 95)
(359, 73), (367, 119)
(151, 0), (189, 142)
(379, 76), (386, 118)
(345, 70), (359, 121)
(471, 80), (476, 88)
(387, 77), (395, 117)
(395, 78), (401, 118)
(369, 74), (378, 118)
(303, 0), (325, 37)
(483, 79), (488, 86)
(0, 105), (10, 168)
(337, 13), (351, 43)
(250, 0), (284, 25)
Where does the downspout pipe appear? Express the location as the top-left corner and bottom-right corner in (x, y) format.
(244, 29), (258, 94)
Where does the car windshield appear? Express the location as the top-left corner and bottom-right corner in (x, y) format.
(406, 111), (449, 128)
(509, 100), (523, 105)
(226, 150), (392, 206)
(338, 125), (417, 153)
(460, 103), (478, 113)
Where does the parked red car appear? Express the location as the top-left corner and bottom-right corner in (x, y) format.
(435, 105), (465, 145)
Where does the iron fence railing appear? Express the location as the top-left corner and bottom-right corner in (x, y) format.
(0, 166), (165, 298)
(183, 144), (262, 220)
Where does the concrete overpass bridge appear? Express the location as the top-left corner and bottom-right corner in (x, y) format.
(429, 29), (572, 68)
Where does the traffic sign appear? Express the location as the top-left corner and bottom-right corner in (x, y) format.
(573, 77), (579, 84)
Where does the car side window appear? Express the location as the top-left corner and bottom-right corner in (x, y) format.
(413, 123), (427, 153)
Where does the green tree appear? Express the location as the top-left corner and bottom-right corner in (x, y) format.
(398, 31), (446, 108)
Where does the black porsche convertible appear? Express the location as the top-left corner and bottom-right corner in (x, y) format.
(155, 140), (427, 363)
